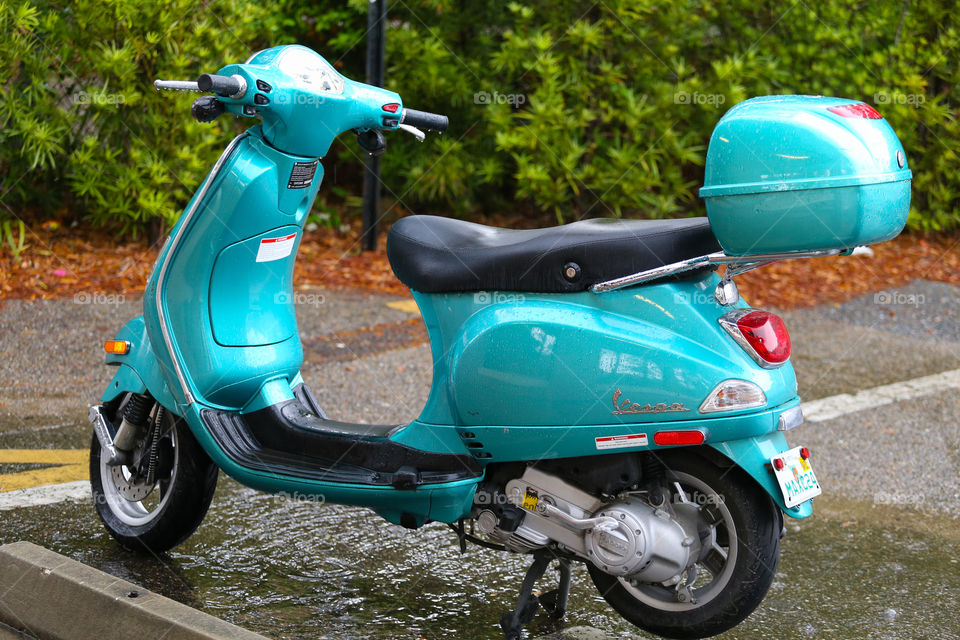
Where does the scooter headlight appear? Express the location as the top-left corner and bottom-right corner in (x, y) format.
(699, 379), (766, 413)
(277, 46), (345, 94)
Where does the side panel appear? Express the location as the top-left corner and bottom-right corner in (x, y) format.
(415, 275), (797, 428)
(435, 399), (799, 462)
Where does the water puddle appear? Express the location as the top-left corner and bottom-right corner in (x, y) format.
(1, 478), (957, 639)
(0, 418), (88, 449)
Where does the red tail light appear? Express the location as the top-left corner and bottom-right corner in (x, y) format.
(828, 103), (882, 119)
(719, 309), (791, 368)
(653, 430), (707, 446)
(736, 310), (791, 365)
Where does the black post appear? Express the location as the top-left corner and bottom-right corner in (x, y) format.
(361, 0), (387, 252)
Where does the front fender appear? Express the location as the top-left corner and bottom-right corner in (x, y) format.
(710, 431), (814, 519)
(100, 316), (180, 415)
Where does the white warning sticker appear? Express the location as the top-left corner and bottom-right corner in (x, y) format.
(595, 433), (648, 450)
(256, 233), (297, 262)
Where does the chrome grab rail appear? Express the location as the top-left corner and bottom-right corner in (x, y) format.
(589, 248), (844, 293)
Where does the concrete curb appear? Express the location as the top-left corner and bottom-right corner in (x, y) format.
(0, 620), (32, 640)
(0, 542), (268, 640)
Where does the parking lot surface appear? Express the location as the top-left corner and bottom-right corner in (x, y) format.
(0, 280), (957, 639)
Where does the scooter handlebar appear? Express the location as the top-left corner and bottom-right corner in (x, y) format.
(197, 73), (246, 98)
(401, 108), (448, 133)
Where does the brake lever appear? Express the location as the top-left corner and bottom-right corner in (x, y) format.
(398, 123), (426, 142)
(154, 79), (201, 92)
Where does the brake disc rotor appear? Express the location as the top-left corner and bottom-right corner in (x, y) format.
(110, 464), (155, 502)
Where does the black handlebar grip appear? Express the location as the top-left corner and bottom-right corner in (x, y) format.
(197, 73), (243, 97)
(402, 108), (449, 132)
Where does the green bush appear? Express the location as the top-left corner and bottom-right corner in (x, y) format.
(1, 0), (958, 234)
(380, 0), (959, 230)
(0, 0), (300, 236)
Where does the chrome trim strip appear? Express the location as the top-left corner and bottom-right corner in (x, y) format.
(589, 248), (842, 293)
(155, 133), (250, 406)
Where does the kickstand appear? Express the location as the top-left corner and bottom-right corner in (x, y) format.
(538, 559), (571, 620)
(500, 551), (568, 640)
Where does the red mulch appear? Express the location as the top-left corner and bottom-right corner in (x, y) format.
(736, 233), (960, 308)
(1, 219), (957, 310)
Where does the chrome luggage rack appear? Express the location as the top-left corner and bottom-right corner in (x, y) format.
(589, 248), (844, 296)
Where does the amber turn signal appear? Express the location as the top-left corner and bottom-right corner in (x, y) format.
(104, 340), (130, 355)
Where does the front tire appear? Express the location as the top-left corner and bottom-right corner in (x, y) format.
(90, 397), (218, 553)
(589, 451), (781, 639)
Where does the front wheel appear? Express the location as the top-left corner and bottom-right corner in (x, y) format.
(589, 451), (781, 639)
(90, 396), (218, 553)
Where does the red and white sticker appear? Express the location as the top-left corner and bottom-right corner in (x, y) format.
(256, 233), (297, 262)
(595, 433), (648, 450)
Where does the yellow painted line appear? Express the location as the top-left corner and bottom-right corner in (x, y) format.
(0, 449), (89, 493)
(0, 449), (88, 464)
(386, 299), (421, 314)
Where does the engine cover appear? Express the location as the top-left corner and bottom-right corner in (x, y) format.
(585, 500), (691, 582)
(494, 467), (693, 583)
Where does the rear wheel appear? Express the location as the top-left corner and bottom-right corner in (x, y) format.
(90, 396), (218, 553)
(589, 452), (781, 639)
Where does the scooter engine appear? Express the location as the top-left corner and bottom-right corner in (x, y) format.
(583, 499), (691, 582)
(475, 467), (693, 583)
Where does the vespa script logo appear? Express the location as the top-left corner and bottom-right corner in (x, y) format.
(611, 389), (690, 416)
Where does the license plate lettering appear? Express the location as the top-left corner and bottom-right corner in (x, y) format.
(771, 446), (821, 508)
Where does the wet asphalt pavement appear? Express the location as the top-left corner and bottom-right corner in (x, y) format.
(0, 279), (958, 640)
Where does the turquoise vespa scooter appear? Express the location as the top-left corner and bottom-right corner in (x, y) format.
(87, 45), (911, 639)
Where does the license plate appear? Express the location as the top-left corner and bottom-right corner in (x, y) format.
(771, 446), (821, 508)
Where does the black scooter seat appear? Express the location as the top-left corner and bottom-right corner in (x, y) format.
(387, 215), (720, 294)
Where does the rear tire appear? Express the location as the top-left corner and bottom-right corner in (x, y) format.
(589, 451), (781, 639)
(90, 397), (218, 553)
